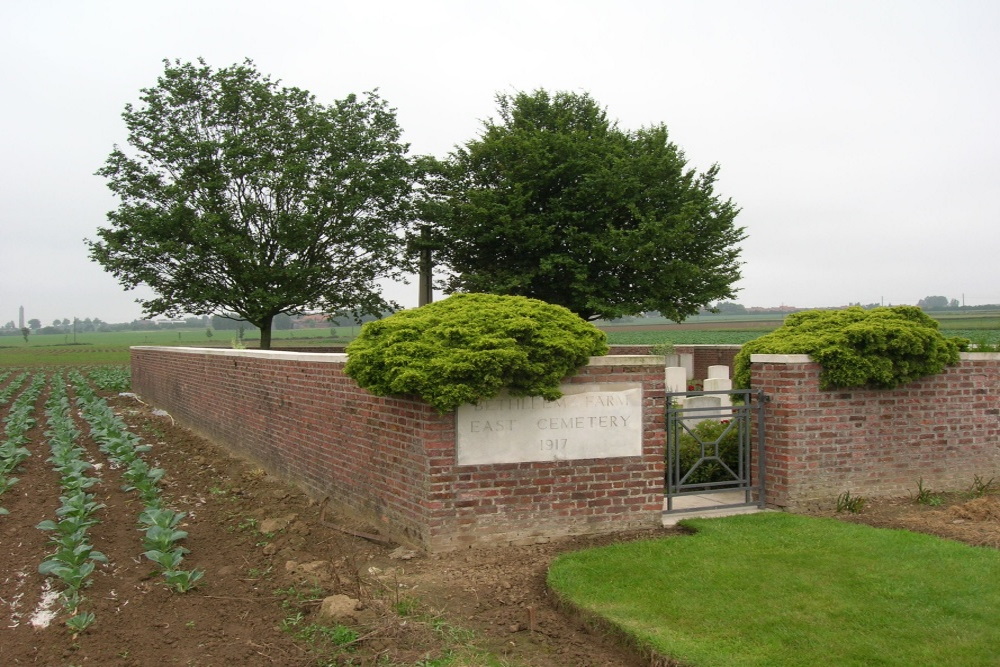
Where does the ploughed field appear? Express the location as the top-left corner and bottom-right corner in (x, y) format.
(0, 367), (659, 666)
(3, 366), (999, 666)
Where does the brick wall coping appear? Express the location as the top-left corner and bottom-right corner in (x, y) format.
(750, 351), (1000, 364)
(680, 344), (743, 349)
(750, 354), (811, 363)
(130, 346), (666, 367)
(963, 352), (1000, 360)
(131, 345), (349, 363)
(132, 347), (1000, 368)
(586, 354), (666, 367)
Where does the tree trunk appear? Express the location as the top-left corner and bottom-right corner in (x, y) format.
(259, 315), (274, 350)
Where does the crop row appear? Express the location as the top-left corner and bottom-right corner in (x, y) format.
(0, 370), (30, 406)
(37, 372), (106, 634)
(0, 372), (46, 516)
(0, 368), (200, 636)
(85, 366), (131, 393)
(70, 370), (203, 592)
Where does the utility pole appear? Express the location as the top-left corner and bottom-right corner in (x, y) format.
(417, 225), (433, 307)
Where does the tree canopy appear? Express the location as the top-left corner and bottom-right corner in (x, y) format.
(917, 295), (960, 310)
(420, 89), (745, 321)
(89, 58), (413, 348)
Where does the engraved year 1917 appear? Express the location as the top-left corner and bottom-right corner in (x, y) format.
(539, 438), (568, 451)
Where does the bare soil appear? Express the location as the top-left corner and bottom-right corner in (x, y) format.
(2, 384), (998, 666)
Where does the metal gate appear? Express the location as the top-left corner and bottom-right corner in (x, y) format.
(664, 388), (766, 517)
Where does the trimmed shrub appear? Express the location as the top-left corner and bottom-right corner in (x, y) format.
(733, 306), (968, 389)
(344, 293), (609, 412)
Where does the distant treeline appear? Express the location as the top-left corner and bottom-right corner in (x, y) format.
(0, 310), (389, 336)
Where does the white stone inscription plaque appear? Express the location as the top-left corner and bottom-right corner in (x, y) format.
(455, 383), (643, 465)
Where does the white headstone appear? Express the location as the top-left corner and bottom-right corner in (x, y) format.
(707, 365), (730, 379)
(681, 394), (727, 426)
(679, 353), (695, 381)
(665, 367), (687, 393)
(703, 377), (733, 407)
(661, 353), (681, 368)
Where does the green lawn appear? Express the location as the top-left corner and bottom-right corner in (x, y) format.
(548, 512), (1000, 666)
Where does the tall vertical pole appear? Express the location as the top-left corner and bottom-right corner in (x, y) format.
(418, 225), (433, 307)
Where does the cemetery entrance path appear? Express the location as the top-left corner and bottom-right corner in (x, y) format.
(3, 385), (1000, 666)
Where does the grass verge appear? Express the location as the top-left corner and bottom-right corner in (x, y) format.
(547, 512), (1000, 666)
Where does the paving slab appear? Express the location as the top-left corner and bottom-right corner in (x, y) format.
(662, 490), (765, 525)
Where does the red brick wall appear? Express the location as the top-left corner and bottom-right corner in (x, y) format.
(131, 348), (438, 545)
(750, 353), (1000, 509)
(131, 348), (665, 551)
(431, 357), (666, 550)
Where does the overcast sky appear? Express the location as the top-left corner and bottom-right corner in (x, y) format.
(2, 0), (998, 326)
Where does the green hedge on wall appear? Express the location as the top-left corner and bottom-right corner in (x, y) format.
(733, 306), (967, 390)
(344, 293), (609, 412)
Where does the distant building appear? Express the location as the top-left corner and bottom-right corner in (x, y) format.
(293, 313), (330, 329)
(18, 305), (24, 329)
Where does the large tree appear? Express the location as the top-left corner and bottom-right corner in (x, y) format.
(917, 295), (951, 310)
(423, 89), (745, 321)
(89, 59), (413, 348)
